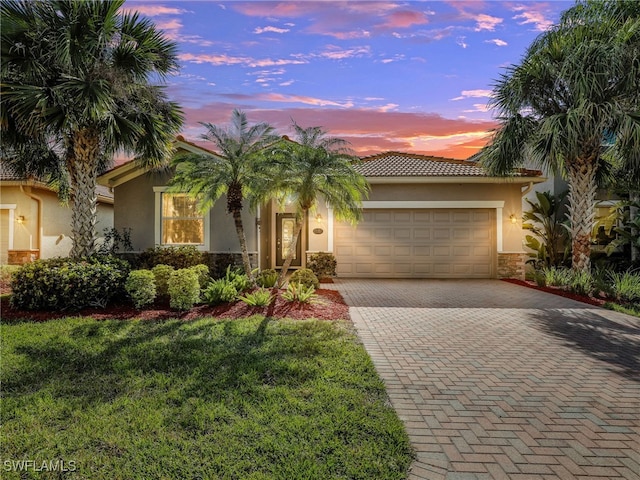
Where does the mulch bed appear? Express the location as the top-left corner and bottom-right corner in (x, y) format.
(501, 278), (607, 307)
(1, 289), (349, 322)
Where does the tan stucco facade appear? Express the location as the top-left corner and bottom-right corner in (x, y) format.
(111, 169), (258, 255)
(0, 184), (113, 264)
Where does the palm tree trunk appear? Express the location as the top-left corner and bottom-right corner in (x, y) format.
(231, 208), (253, 278)
(277, 214), (305, 287)
(566, 156), (597, 272)
(68, 128), (100, 259)
(630, 191), (639, 263)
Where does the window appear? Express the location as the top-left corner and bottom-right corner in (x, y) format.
(154, 188), (209, 249)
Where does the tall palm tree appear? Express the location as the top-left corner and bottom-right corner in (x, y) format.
(274, 123), (369, 286)
(480, 0), (640, 272)
(169, 110), (280, 278)
(1, 0), (183, 258)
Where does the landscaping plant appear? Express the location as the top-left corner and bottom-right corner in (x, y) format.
(282, 282), (318, 304)
(10, 256), (129, 311)
(237, 288), (275, 307)
(203, 279), (238, 305)
(255, 268), (278, 288)
(151, 264), (174, 298)
(168, 268), (200, 311)
(125, 270), (156, 309)
(289, 268), (320, 289)
(307, 252), (337, 279)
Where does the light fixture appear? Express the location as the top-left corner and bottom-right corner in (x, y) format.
(16, 215), (25, 225)
(509, 214), (518, 224)
(315, 214), (323, 224)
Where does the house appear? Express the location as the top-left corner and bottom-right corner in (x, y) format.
(98, 138), (545, 279)
(0, 168), (114, 264)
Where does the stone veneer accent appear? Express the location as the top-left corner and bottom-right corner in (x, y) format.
(497, 252), (527, 280)
(8, 249), (40, 265)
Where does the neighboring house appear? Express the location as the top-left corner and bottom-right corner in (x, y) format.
(0, 169), (114, 264)
(98, 138), (545, 279)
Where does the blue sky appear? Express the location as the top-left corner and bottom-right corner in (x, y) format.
(124, 1), (573, 159)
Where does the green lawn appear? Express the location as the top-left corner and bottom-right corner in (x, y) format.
(1, 316), (413, 479)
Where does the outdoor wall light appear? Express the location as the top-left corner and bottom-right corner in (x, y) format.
(16, 215), (25, 225)
(315, 214), (323, 224)
(509, 214), (518, 224)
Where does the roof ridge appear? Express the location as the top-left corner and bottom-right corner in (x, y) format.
(359, 151), (471, 164)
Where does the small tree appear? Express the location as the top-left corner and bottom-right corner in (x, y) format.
(523, 191), (570, 268)
(272, 123), (369, 287)
(169, 110), (280, 279)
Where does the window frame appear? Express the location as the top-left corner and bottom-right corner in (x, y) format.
(153, 187), (210, 251)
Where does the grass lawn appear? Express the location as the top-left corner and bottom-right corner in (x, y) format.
(1, 316), (413, 479)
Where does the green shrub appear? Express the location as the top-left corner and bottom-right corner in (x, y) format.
(568, 270), (594, 296)
(255, 268), (278, 288)
(203, 279), (238, 305)
(168, 268), (200, 311)
(152, 264), (174, 297)
(282, 282), (317, 303)
(224, 266), (251, 292)
(139, 246), (205, 269)
(125, 270), (156, 309)
(189, 264), (211, 289)
(238, 288), (275, 307)
(10, 256), (129, 311)
(307, 252), (337, 279)
(608, 270), (640, 304)
(289, 268), (319, 289)
(541, 266), (572, 287)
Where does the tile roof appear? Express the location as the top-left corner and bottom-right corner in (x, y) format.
(0, 164), (113, 201)
(357, 151), (542, 177)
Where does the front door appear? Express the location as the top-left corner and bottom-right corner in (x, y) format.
(276, 213), (302, 267)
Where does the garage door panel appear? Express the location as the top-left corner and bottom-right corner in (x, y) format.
(334, 208), (495, 278)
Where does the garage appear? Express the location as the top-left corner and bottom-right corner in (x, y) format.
(333, 208), (495, 278)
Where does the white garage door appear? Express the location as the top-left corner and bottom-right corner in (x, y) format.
(334, 209), (495, 278)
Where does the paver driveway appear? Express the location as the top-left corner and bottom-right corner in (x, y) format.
(332, 279), (640, 480)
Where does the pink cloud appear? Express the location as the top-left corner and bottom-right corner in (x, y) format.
(473, 14), (503, 31)
(178, 102), (497, 159)
(178, 53), (307, 68)
(122, 4), (189, 16)
(512, 5), (555, 31)
(379, 10), (430, 29)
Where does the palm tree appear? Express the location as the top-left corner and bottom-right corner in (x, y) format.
(169, 110), (280, 278)
(480, 0), (640, 272)
(273, 123), (369, 287)
(1, 0), (183, 258)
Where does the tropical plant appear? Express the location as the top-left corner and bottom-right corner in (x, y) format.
(1, 0), (183, 258)
(272, 123), (369, 286)
(479, 0), (640, 273)
(202, 278), (238, 305)
(223, 265), (252, 292)
(523, 191), (570, 268)
(254, 268), (279, 288)
(600, 199), (640, 262)
(237, 288), (275, 307)
(169, 110), (280, 279)
(281, 282), (317, 304)
(608, 270), (640, 304)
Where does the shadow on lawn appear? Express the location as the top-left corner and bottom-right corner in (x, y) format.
(531, 309), (640, 381)
(4, 317), (340, 403)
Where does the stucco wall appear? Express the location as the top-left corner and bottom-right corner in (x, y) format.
(113, 170), (257, 253)
(1, 185), (113, 260)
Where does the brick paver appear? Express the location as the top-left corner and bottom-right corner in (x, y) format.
(332, 279), (640, 480)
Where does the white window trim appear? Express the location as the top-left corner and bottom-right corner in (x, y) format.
(328, 200), (506, 252)
(153, 187), (210, 251)
(1, 204), (17, 250)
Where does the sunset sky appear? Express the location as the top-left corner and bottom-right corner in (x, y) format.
(124, 1), (573, 159)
